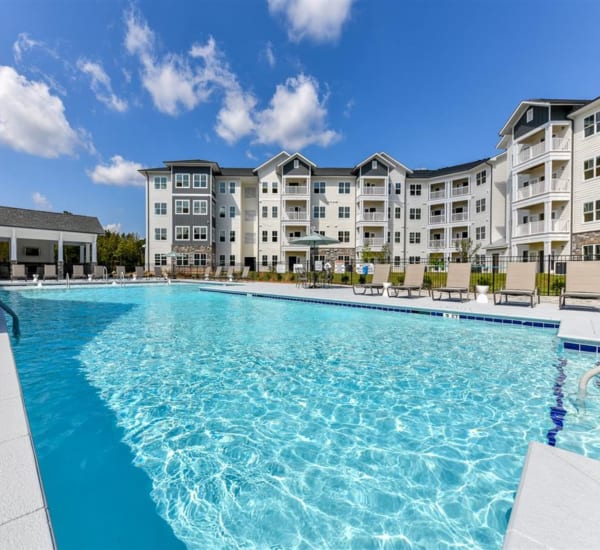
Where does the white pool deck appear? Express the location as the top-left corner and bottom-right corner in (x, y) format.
(1, 278), (600, 549)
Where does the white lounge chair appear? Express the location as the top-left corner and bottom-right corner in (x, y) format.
(494, 263), (539, 307)
(388, 264), (425, 298)
(432, 263), (472, 301)
(353, 264), (391, 295)
(559, 261), (600, 309)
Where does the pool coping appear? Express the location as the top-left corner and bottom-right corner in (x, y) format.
(2, 280), (600, 548)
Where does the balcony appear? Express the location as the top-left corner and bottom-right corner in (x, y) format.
(428, 240), (445, 249)
(451, 212), (469, 222)
(358, 212), (386, 222)
(283, 184), (308, 195)
(429, 214), (446, 224)
(430, 189), (446, 200)
(358, 238), (385, 248)
(514, 219), (570, 237)
(451, 185), (470, 197)
(516, 178), (570, 201)
(283, 210), (309, 221)
(451, 237), (469, 248)
(513, 137), (571, 167)
(358, 186), (386, 197)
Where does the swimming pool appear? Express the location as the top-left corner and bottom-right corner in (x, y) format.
(4, 284), (600, 549)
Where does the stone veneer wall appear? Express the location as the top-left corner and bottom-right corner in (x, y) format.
(572, 231), (600, 255)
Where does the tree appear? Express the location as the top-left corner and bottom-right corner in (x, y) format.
(455, 238), (480, 263)
(97, 231), (144, 270)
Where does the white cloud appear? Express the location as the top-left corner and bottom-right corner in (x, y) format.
(88, 155), (145, 187)
(215, 90), (257, 144)
(268, 0), (354, 43)
(0, 65), (81, 158)
(77, 59), (128, 112)
(343, 98), (355, 118)
(254, 74), (339, 150)
(104, 223), (122, 233)
(32, 192), (52, 210)
(263, 41), (276, 67)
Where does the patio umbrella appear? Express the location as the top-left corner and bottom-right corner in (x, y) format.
(289, 231), (339, 272)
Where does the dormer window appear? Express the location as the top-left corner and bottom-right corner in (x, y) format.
(294, 159), (299, 169)
(526, 108), (533, 123)
(372, 160), (378, 169)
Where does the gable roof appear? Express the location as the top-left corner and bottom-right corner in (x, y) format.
(407, 158), (490, 179)
(276, 151), (316, 169)
(353, 152), (412, 174)
(0, 206), (104, 234)
(252, 151), (290, 174)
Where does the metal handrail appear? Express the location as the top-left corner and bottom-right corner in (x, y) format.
(0, 300), (21, 337)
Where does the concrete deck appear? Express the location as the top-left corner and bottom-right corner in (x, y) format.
(1, 279), (600, 548)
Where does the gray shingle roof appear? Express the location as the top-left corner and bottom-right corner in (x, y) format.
(0, 206), (104, 234)
(312, 167), (354, 176)
(408, 158), (490, 179)
(220, 168), (256, 176)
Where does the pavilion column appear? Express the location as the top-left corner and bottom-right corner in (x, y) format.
(80, 245), (85, 264)
(57, 232), (64, 279)
(91, 237), (97, 267)
(10, 229), (17, 263)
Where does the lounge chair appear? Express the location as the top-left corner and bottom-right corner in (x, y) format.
(295, 265), (308, 288)
(203, 266), (212, 280)
(212, 266), (223, 279)
(115, 265), (126, 279)
(353, 264), (391, 295)
(494, 262), (539, 307)
(221, 266), (234, 280)
(43, 264), (58, 281)
(559, 261), (600, 309)
(72, 264), (86, 279)
(134, 266), (145, 279)
(388, 264), (425, 298)
(432, 263), (472, 301)
(236, 266), (250, 281)
(93, 265), (107, 280)
(10, 264), (26, 281)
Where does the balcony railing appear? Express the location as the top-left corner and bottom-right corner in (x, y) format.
(429, 189), (446, 200)
(358, 238), (385, 247)
(516, 178), (570, 201)
(284, 211), (308, 221)
(514, 219), (570, 237)
(358, 186), (386, 196)
(513, 137), (571, 166)
(283, 185), (308, 194)
(451, 238), (469, 248)
(428, 240), (445, 249)
(451, 186), (470, 197)
(358, 212), (386, 222)
(451, 212), (469, 222)
(429, 214), (446, 224)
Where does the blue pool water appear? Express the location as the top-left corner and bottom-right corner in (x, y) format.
(4, 284), (600, 549)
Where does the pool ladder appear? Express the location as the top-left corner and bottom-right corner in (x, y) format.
(0, 299), (21, 337)
(577, 364), (600, 407)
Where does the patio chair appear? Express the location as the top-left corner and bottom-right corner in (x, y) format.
(236, 266), (250, 281)
(494, 262), (539, 307)
(134, 266), (145, 279)
(211, 266), (223, 279)
(431, 263), (472, 301)
(221, 266), (235, 280)
(72, 264), (86, 279)
(115, 265), (126, 279)
(10, 264), (26, 281)
(295, 265), (308, 288)
(353, 263), (391, 295)
(93, 265), (107, 280)
(154, 266), (164, 278)
(203, 266), (212, 280)
(43, 264), (58, 281)
(388, 263), (425, 298)
(559, 261), (600, 309)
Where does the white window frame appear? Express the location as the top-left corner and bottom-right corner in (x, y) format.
(476, 198), (486, 213)
(272, 206), (278, 218)
(193, 173), (208, 189)
(175, 173), (190, 188)
(475, 226), (486, 240)
(193, 200), (208, 215)
(338, 231), (350, 243)
(584, 157), (600, 180)
(313, 206), (326, 218)
(229, 181), (236, 193)
(476, 170), (487, 186)
(584, 112), (600, 138)
(175, 226), (190, 240)
(409, 184), (421, 196)
(338, 206), (350, 219)
(338, 181), (350, 194)
(154, 202), (167, 215)
(154, 228), (167, 241)
(314, 181), (326, 194)
(409, 232), (420, 244)
(229, 206), (236, 218)
(526, 108), (533, 123)
(153, 176), (167, 190)
(219, 181), (226, 193)
(409, 208), (421, 220)
(175, 199), (190, 215)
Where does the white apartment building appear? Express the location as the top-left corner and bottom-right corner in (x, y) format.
(140, 96), (600, 273)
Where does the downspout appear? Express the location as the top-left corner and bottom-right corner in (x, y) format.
(485, 160), (494, 253)
(569, 116), (575, 255)
(403, 175), (408, 265)
(145, 173), (150, 270)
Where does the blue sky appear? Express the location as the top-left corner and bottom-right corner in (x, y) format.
(1, 0), (599, 235)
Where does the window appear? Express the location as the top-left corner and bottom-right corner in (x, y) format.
(193, 173), (208, 188)
(394, 207), (402, 219)
(175, 226), (190, 240)
(394, 182), (401, 195)
(154, 253), (167, 266)
(193, 253), (207, 266)
(272, 181), (278, 193)
(262, 181), (268, 193)
(409, 232), (421, 244)
(583, 244), (600, 260)
(409, 208), (421, 220)
(476, 170), (487, 186)
(175, 199), (190, 214)
(272, 231), (278, 242)
(219, 255), (226, 266)
(272, 255), (278, 266)
(476, 198), (486, 213)
(338, 181), (350, 194)
(313, 206), (326, 218)
(394, 256), (401, 267)
(338, 231), (350, 243)
(262, 230), (268, 243)
(219, 231), (225, 242)
(219, 181), (226, 193)
(475, 226), (486, 240)
(229, 181), (236, 193)
(154, 202), (167, 215)
(584, 112), (600, 137)
(583, 200), (600, 222)
(175, 254), (189, 267)
(372, 159), (378, 170)
(229, 206), (236, 218)
(261, 255), (268, 267)
(294, 159), (299, 169)
(193, 200), (208, 215)
(409, 256), (421, 264)
(272, 206), (278, 218)
(262, 206), (268, 218)
(219, 206), (226, 218)
(338, 206), (350, 218)
(314, 181), (326, 194)
(584, 157), (600, 180)
(230, 231), (236, 242)
(526, 108), (533, 123)
(154, 228), (167, 241)
(394, 231), (401, 243)
(175, 173), (190, 188)
(409, 184), (421, 196)
(153, 176), (167, 189)
(230, 255), (236, 266)
(193, 226), (207, 240)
